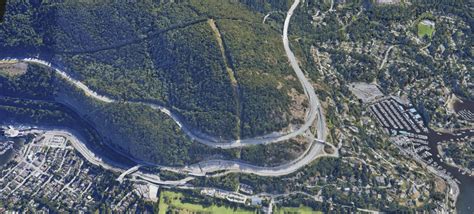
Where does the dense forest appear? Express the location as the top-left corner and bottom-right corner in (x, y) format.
(285, 0), (473, 129)
(0, 64), (58, 99)
(0, 64), (239, 166)
(0, 64), (307, 166)
(0, 0), (304, 140)
(238, 0), (290, 12)
(2, 0), (470, 166)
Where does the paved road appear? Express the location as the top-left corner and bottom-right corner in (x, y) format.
(177, 139), (338, 177)
(29, 128), (336, 184)
(3, 48), (318, 148)
(0, 0), (325, 149)
(117, 165), (141, 182)
(1, 0), (332, 178)
(26, 129), (125, 173)
(26, 129), (195, 186)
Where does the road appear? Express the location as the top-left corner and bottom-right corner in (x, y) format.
(379, 45), (395, 70)
(2, 55), (311, 149)
(1, 0), (333, 179)
(24, 128), (196, 186)
(178, 139), (338, 177)
(117, 165), (141, 183)
(262, 11), (279, 24)
(0, 0), (325, 149)
(25, 126), (337, 180)
(283, 0), (326, 143)
(25, 129), (125, 173)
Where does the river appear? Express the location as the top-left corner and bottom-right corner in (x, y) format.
(371, 97), (473, 212)
(0, 95), (137, 168)
(446, 97), (474, 213)
(0, 138), (24, 166)
(426, 130), (474, 214)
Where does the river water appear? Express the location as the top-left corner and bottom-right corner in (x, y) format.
(427, 130), (474, 214)
(0, 95), (137, 168)
(442, 98), (474, 213)
(0, 138), (24, 166)
(1, 50), (472, 211)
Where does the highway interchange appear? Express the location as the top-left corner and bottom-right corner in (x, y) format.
(1, 0), (336, 181)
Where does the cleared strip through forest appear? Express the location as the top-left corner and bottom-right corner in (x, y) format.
(0, 0), (324, 149)
(208, 18), (241, 139)
(55, 17), (255, 55)
(0, 0), (334, 180)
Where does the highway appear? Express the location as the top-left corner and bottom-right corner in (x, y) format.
(25, 129), (125, 173)
(2, 56), (314, 149)
(25, 128), (195, 186)
(0, 0), (325, 149)
(27, 128), (336, 180)
(1, 0), (333, 178)
(117, 165), (141, 183)
(178, 139), (338, 177)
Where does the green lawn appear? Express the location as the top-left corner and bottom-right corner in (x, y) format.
(275, 205), (324, 214)
(417, 21), (435, 38)
(158, 190), (256, 214)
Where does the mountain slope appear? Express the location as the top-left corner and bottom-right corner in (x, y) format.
(0, 0), (306, 160)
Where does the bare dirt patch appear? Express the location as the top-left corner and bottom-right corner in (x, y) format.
(0, 62), (28, 77)
(208, 19), (237, 86)
(288, 88), (307, 123)
(284, 74), (297, 81)
(434, 177), (447, 193)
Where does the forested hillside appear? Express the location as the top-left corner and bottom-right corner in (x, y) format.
(0, 64), (238, 165)
(238, 0), (290, 12)
(0, 0), (304, 140)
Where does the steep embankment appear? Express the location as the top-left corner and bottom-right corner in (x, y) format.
(53, 77), (236, 166)
(0, 0), (303, 140)
(0, 63), (236, 166)
(0, 0), (309, 162)
(207, 18), (242, 139)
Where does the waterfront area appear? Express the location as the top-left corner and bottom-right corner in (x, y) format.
(0, 128), (141, 212)
(0, 127), (299, 212)
(0, 119), (464, 213)
(367, 97), (473, 212)
(350, 83), (474, 213)
(453, 98), (474, 122)
(0, 0), (472, 211)
(0, 127), (26, 166)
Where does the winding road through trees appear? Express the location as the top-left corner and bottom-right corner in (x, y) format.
(7, 56), (322, 148)
(1, 0), (334, 178)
